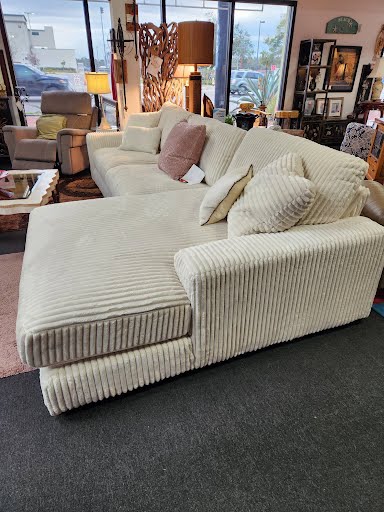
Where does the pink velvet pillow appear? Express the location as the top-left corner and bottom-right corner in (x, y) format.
(158, 120), (206, 180)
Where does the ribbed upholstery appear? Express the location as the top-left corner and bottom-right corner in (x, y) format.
(188, 114), (245, 185)
(228, 128), (368, 225)
(86, 131), (123, 183)
(175, 217), (384, 368)
(40, 336), (194, 415)
(341, 185), (370, 218)
(105, 164), (208, 197)
(17, 190), (227, 368)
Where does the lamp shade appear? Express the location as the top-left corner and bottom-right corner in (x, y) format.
(368, 58), (384, 79)
(85, 72), (111, 94)
(178, 21), (214, 66)
(174, 64), (195, 78)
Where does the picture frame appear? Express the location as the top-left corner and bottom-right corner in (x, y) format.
(315, 98), (326, 115)
(354, 64), (373, 107)
(324, 46), (362, 92)
(304, 98), (315, 116)
(310, 43), (323, 66)
(327, 97), (343, 118)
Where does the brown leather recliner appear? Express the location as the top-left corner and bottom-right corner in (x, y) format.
(3, 91), (98, 175)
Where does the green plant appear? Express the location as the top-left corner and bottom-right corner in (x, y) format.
(225, 115), (234, 125)
(238, 69), (280, 112)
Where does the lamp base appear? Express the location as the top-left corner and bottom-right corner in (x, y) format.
(189, 72), (202, 114)
(371, 78), (384, 101)
(98, 115), (112, 131)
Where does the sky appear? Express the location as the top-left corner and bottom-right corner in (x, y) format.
(3, 0), (288, 60)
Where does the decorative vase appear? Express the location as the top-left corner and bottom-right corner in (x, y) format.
(235, 112), (256, 131)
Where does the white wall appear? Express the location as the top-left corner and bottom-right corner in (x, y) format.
(284, 0), (384, 116)
(34, 48), (77, 69)
(5, 15), (30, 64)
(30, 26), (56, 49)
(109, 0), (141, 121)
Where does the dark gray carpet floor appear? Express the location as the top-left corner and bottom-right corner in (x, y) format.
(1, 313), (384, 512)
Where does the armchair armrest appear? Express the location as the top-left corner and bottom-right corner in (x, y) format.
(175, 217), (384, 367)
(58, 128), (90, 139)
(3, 125), (38, 162)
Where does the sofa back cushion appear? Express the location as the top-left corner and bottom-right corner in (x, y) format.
(158, 103), (191, 149)
(120, 126), (161, 155)
(126, 111), (161, 128)
(158, 120), (206, 180)
(188, 114), (245, 186)
(228, 128), (367, 225)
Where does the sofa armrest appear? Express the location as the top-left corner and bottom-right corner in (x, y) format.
(175, 217), (384, 367)
(86, 131), (123, 173)
(3, 125), (38, 162)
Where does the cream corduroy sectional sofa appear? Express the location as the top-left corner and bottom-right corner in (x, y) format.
(17, 103), (384, 415)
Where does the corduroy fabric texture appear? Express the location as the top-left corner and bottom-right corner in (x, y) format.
(119, 126), (161, 155)
(175, 217), (384, 368)
(227, 128), (367, 225)
(126, 111), (161, 128)
(158, 104), (191, 149)
(341, 185), (370, 218)
(227, 154), (316, 236)
(40, 336), (194, 415)
(188, 114), (246, 185)
(17, 190), (227, 368)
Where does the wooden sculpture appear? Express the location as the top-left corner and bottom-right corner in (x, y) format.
(139, 22), (181, 112)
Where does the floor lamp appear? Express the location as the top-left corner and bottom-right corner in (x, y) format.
(85, 72), (112, 130)
(177, 21), (214, 114)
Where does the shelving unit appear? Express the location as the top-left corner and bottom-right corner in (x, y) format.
(292, 38), (349, 147)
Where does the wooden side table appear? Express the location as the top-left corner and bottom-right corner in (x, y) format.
(356, 100), (384, 124)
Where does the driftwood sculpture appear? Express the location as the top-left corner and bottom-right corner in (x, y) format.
(139, 22), (182, 112)
(374, 24), (384, 59)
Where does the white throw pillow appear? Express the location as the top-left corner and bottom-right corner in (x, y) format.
(199, 165), (253, 225)
(227, 154), (316, 237)
(119, 126), (161, 155)
(126, 111), (161, 128)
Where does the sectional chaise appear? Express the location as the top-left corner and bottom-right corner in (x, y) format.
(16, 103), (384, 415)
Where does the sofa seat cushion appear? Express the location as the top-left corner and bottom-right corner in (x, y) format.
(94, 147), (159, 173)
(228, 128), (367, 225)
(17, 190), (227, 368)
(104, 164), (208, 196)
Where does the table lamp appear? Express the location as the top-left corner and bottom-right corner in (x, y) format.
(368, 58), (384, 101)
(174, 64), (195, 109)
(85, 72), (111, 130)
(178, 21), (214, 114)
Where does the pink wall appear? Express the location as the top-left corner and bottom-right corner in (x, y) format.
(284, 0), (384, 115)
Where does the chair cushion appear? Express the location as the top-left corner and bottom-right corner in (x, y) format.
(158, 121), (206, 180)
(228, 128), (367, 225)
(105, 164), (208, 196)
(36, 114), (67, 140)
(14, 139), (57, 163)
(188, 114), (246, 185)
(17, 190), (226, 367)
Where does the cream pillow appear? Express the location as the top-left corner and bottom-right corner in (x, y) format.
(119, 126), (161, 154)
(199, 165), (253, 225)
(227, 154), (316, 237)
(126, 111), (161, 128)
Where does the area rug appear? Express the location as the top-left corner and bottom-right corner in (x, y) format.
(0, 170), (102, 233)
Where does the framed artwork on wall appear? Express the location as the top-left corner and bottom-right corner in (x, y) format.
(355, 64), (373, 106)
(324, 46), (362, 92)
(327, 97), (343, 118)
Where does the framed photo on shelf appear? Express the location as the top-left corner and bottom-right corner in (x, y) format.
(354, 64), (373, 106)
(327, 97), (343, 117)
(304, 98), (315, 116)
(324, 46), (362, 92)
(315, 98), (326, 115)
(310, 43), (323, 66)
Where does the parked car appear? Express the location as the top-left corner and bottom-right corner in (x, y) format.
(14, 63), (70, 96)
(230, 70), (264, 95)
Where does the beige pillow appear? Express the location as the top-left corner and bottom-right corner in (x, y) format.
(119, 126), (161, 154)
(199, 165), (253, 225)
(227, 154), (316, 237)
(126, 111), (161, 128)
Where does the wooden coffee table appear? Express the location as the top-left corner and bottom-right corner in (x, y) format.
(0, 170), (59, 215)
